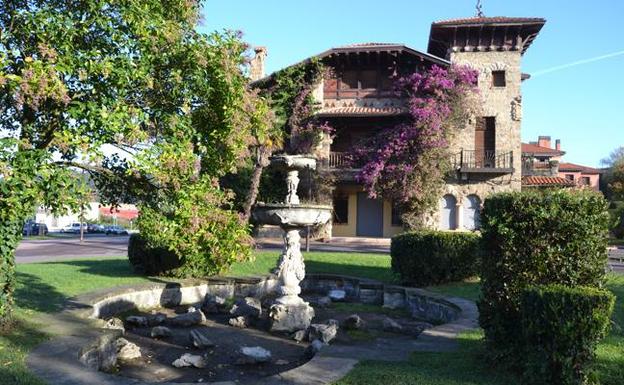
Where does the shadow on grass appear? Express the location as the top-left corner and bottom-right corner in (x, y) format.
(15, 271), (69, 314)
(336, 333), (521, 385)
(0, 317), (48, 385)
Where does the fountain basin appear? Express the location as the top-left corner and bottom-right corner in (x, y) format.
(252, 203), (332, 228)
(269, 154), (318, 171)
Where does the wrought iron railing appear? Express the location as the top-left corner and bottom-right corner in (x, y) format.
(454, 150), (513, 171)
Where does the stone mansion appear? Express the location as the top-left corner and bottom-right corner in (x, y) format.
(251, 16), (546, 237)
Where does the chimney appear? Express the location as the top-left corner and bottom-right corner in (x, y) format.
(538, 135), (551, 149)
(249, 46), (267, 82)
(555, 139), (561, 151)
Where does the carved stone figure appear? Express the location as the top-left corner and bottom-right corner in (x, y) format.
(511, 96), (522, 121)
(285, 170), (300, 204)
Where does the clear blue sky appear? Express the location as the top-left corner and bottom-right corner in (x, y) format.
(200, 0), (624, 167)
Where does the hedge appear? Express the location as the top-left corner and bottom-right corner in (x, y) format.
(127, 233), (181, 276)
(478, 189), (610, 364)
(391, 230), (481, 286)
(521, 284), (615, 385)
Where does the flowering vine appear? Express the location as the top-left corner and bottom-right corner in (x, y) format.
(356, 64), (480, 228)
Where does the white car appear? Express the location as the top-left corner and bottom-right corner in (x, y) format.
(61, 223), (85, 234)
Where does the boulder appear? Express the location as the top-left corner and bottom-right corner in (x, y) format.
(229, 316), (249, 329)
(172, 353), (206, 368)
(230, 297), (262, 319)
(125, 315), (148, 327)
(304, 339), (324, 359)
(147, 313), (167, 327)
(292, 329), (308, 343)
(103, 318), (125, 333)
(382, 317), (403, 333)
(269, 303), (315, 333)
(308, 323), (338, 344)
(328, 289), (346, 302)
(115, 338), (141, 361)
(342, 314), (366, 330)
(150, 326), (172, 338)
(167, 310), (205, 327)
(236, 346), (272, 365)
(189, 329), (215, 349)
(202, 295), (227, 315)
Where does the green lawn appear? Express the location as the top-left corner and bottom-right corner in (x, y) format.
(1, 252), (622, 385)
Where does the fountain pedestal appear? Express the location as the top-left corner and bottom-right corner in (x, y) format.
(251, 155), (332, 333)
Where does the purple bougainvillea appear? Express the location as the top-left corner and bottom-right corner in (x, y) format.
(355, 64), (479, 228)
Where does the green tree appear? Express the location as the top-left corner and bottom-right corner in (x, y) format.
(602, 146), (624, 200)
(0, 0), (263, 323)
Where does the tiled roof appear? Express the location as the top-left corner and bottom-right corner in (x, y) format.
(433, 16), (546, 26)
(522, 176), (575, 187)
(559, 162), (602, 174)
(336, 43), (400, 48)
(317, 106), (407, 117)
(521, 143), (565, 155)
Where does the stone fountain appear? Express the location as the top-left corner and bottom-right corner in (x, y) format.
(252, 154), (332, 332)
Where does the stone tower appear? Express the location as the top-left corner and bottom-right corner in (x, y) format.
(426, 17), (545, 228)
(249, 46), (268, 82)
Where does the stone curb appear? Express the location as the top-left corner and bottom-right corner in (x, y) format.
(26, 275), (477, 385)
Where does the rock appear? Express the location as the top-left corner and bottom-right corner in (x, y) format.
(172, 353), (206, 368)
(292, 329), (308, 342)
(328, 289), (346, 302)
(275, 359), (289, 365)
(126, 315), (148, 327)
(202, 295), (227, 315)
(382, 317), (403, 333)
(151, 326), (172, 338)
(308, 323), (338, 344)
(304, 339), (324, 359)
(342, 314), (366, 330)
(236, 346), (272, 364)
(269, 303), (315, 333)
(230, 297), (262, 319)
(317, 296), (332, 307)
(103, 318), (125, 333)
(229, 316), (249, 329)
(327, 319), (339, 327)
(147, 313), (167, 326)
(189, 329), (215, 348)
(115, 338), (141, 361)
(167, 310), (205, 327)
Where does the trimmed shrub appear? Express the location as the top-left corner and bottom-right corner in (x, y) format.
(478, 189), (610, 363)
(127, 233), (181, 275)
(391, 230), (481, 286)
(521, 284), (615, 385)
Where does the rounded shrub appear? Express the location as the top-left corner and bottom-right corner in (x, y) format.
(521, 284), (615, 385)
(127, 233), (181, 276)
(391, 230), (482, 286)
(478, 189), (610, 363)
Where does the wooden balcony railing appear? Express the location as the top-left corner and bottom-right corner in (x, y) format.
(454, 150), (514, 173)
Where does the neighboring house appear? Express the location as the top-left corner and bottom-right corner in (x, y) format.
(558, 162), (601, 191)
(34, 202), (101, 230)
(521, 136), (601, 190)
(253, 16), (546, 237)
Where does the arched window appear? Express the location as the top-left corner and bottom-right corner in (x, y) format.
(439, 194), (457, 230)
(463, 195), (481, 230)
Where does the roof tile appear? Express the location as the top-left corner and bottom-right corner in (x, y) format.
(433, 16), (546, 26)
(522, 176), (575, 187)
(317, 106), (407, 117)
(558, 162), (602, 174)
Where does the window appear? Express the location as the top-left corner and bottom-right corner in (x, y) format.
(565, 174), (575, 181)
(580, 176), (590, 185)
(340, 70), (358, 89)
(333, 196), (349, 224)
(360, 70), (377, 89)
(492, 70), (506, 87)
(391, 201), (403, 226)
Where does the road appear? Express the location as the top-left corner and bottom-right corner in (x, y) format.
(16, 234), (130, 263)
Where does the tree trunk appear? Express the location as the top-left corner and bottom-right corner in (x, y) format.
(242, 147), (271, 222)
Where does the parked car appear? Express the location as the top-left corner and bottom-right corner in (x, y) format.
(61, 222), (85, 234)
(87, 223), (106, 233)
(22, 222), (49, 236)
(105, 225), (128, 235)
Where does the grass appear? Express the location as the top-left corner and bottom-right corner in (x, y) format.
(1, 252), (623, 385)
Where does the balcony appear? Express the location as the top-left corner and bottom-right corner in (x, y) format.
(328, 152), (358, 169)
(453, 150), (514, 174)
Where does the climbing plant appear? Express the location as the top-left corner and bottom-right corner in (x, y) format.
(355, 65), (480, 228)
